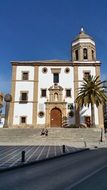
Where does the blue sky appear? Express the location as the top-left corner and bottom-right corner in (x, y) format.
(0, 0), (107, 93)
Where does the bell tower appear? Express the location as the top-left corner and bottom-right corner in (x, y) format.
(71, 28), (96, 62)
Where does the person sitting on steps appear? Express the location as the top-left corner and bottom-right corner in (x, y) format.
(41, 128), (45, 136)
(45, 129), (48, 136)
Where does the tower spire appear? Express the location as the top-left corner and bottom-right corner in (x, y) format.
(80, 27), (84, 32)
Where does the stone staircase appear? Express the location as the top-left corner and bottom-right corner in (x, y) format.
(0, 128), (102, 145)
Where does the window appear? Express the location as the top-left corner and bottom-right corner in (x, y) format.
(65, 67), (70, 73)
(22, 72), (29, 80)
(20, 116), (26, 124)
(75, 50), (79, 60)
(53, 73), (59, 83)
(20, 92), (28, 102)
(83, 48), (88, 59)
(68, 103), (73, 110)
(84, 71), (90, 79)
(92, 50), (95, 60)
(38, 111), (44, 118)
(42, 67), (48, 73)
(68, 110), (74, 117)
(66, 89), (71, 97)
(41, 89), (46, 97)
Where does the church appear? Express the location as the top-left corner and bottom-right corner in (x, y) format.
(8, 28), (104, 128)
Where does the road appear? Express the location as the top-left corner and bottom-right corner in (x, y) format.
(71, 166), (107, 190)
(0, 148), (107, 190)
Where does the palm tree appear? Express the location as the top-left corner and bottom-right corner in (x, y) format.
(75, 75), (107, 127)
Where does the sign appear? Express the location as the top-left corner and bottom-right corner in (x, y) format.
(68, 103), (73, 110)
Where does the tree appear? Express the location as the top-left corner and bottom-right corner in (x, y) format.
(75, 75), (107, 127)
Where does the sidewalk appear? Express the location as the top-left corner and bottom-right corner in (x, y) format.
(0, 144), (87, 171)
(0, 133), (107, 171)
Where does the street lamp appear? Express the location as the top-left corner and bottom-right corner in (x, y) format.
(4, 94), (12, 128)
(0, 93), (3, 124)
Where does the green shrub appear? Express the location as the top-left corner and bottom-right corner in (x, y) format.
(68, 124), (77, 128)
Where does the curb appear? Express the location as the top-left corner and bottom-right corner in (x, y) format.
(0, 148), (89, 173)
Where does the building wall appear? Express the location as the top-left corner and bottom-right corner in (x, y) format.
(12, 64), (100, 127)
(13, 65), (75, 125)
(13, 103), (33, 125)
(37, 66), (74, 125)
(16, 66), (34, 80)
(13, 66), (34, 125)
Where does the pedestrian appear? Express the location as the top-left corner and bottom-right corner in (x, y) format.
(45, 129), (48, 136)
(41, 128), (45, 136)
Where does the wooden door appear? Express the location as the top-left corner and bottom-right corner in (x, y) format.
(85, 116), (91, 127)
(51, 108), (62, 127)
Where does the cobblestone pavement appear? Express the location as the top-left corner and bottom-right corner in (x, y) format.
(0, 144), (85, 171)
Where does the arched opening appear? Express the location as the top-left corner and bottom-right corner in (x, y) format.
(83, 48), (88, 59)
(92, 50), (95, 60)
(50, 108), (62, 127)
(75, 50), (79, 60)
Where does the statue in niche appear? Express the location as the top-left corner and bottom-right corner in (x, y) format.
(54, 93), (58, 101)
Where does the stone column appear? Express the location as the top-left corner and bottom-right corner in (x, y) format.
(4, 94), (12, 128)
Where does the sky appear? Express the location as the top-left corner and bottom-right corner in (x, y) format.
(0, 0), (107, 93)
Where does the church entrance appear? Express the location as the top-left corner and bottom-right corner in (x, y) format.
(50, 108), (62, 127)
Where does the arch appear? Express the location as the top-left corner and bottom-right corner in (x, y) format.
(92, 50), (95, 60)
(83, 48), (88, 59)
(75, 49), (79, 60)
(50, 108), (62, 127)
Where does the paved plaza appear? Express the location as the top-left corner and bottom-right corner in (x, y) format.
(0, 144), (85, 171)
(0, 129), (107, 171)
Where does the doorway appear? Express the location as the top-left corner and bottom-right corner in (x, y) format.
(50, 108), (62, 127)
(84, 116), (91, 127)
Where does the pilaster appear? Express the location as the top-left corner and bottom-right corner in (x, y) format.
(32, 66), (39, 127)
(74, 66), (80, 127)
(95, 65), (104, 128)
(8, 65), (17, 127)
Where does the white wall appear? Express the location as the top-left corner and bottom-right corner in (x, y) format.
(13, 103), (33, 125)
(0, 118), (4, 128)
(13, 65), (99, 126)
(37, 66), (74, 124)
(15, 82), (34, 101)
(16, 66), (34, 80)
(13, 66), (34, 124)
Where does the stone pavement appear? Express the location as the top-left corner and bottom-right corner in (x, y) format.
(0, 129), (107, 171)
(0, 144), (86, 171)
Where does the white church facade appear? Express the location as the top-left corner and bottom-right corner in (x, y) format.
(8, 28), (104, 128)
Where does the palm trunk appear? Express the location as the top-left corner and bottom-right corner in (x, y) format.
(91, 103), (95, 127)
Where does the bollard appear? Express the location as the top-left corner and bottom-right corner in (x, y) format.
(21, 150), (25, 163)
(84, 141), (87, 148)
(100, 128), (105, 142)
(62, 145), (66, 153)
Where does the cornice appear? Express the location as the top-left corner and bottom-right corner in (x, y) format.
(11, 60), (101, 67)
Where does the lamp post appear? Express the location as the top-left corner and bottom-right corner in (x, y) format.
(4, 94), (12, 128)
(0, 93), (3, 124)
